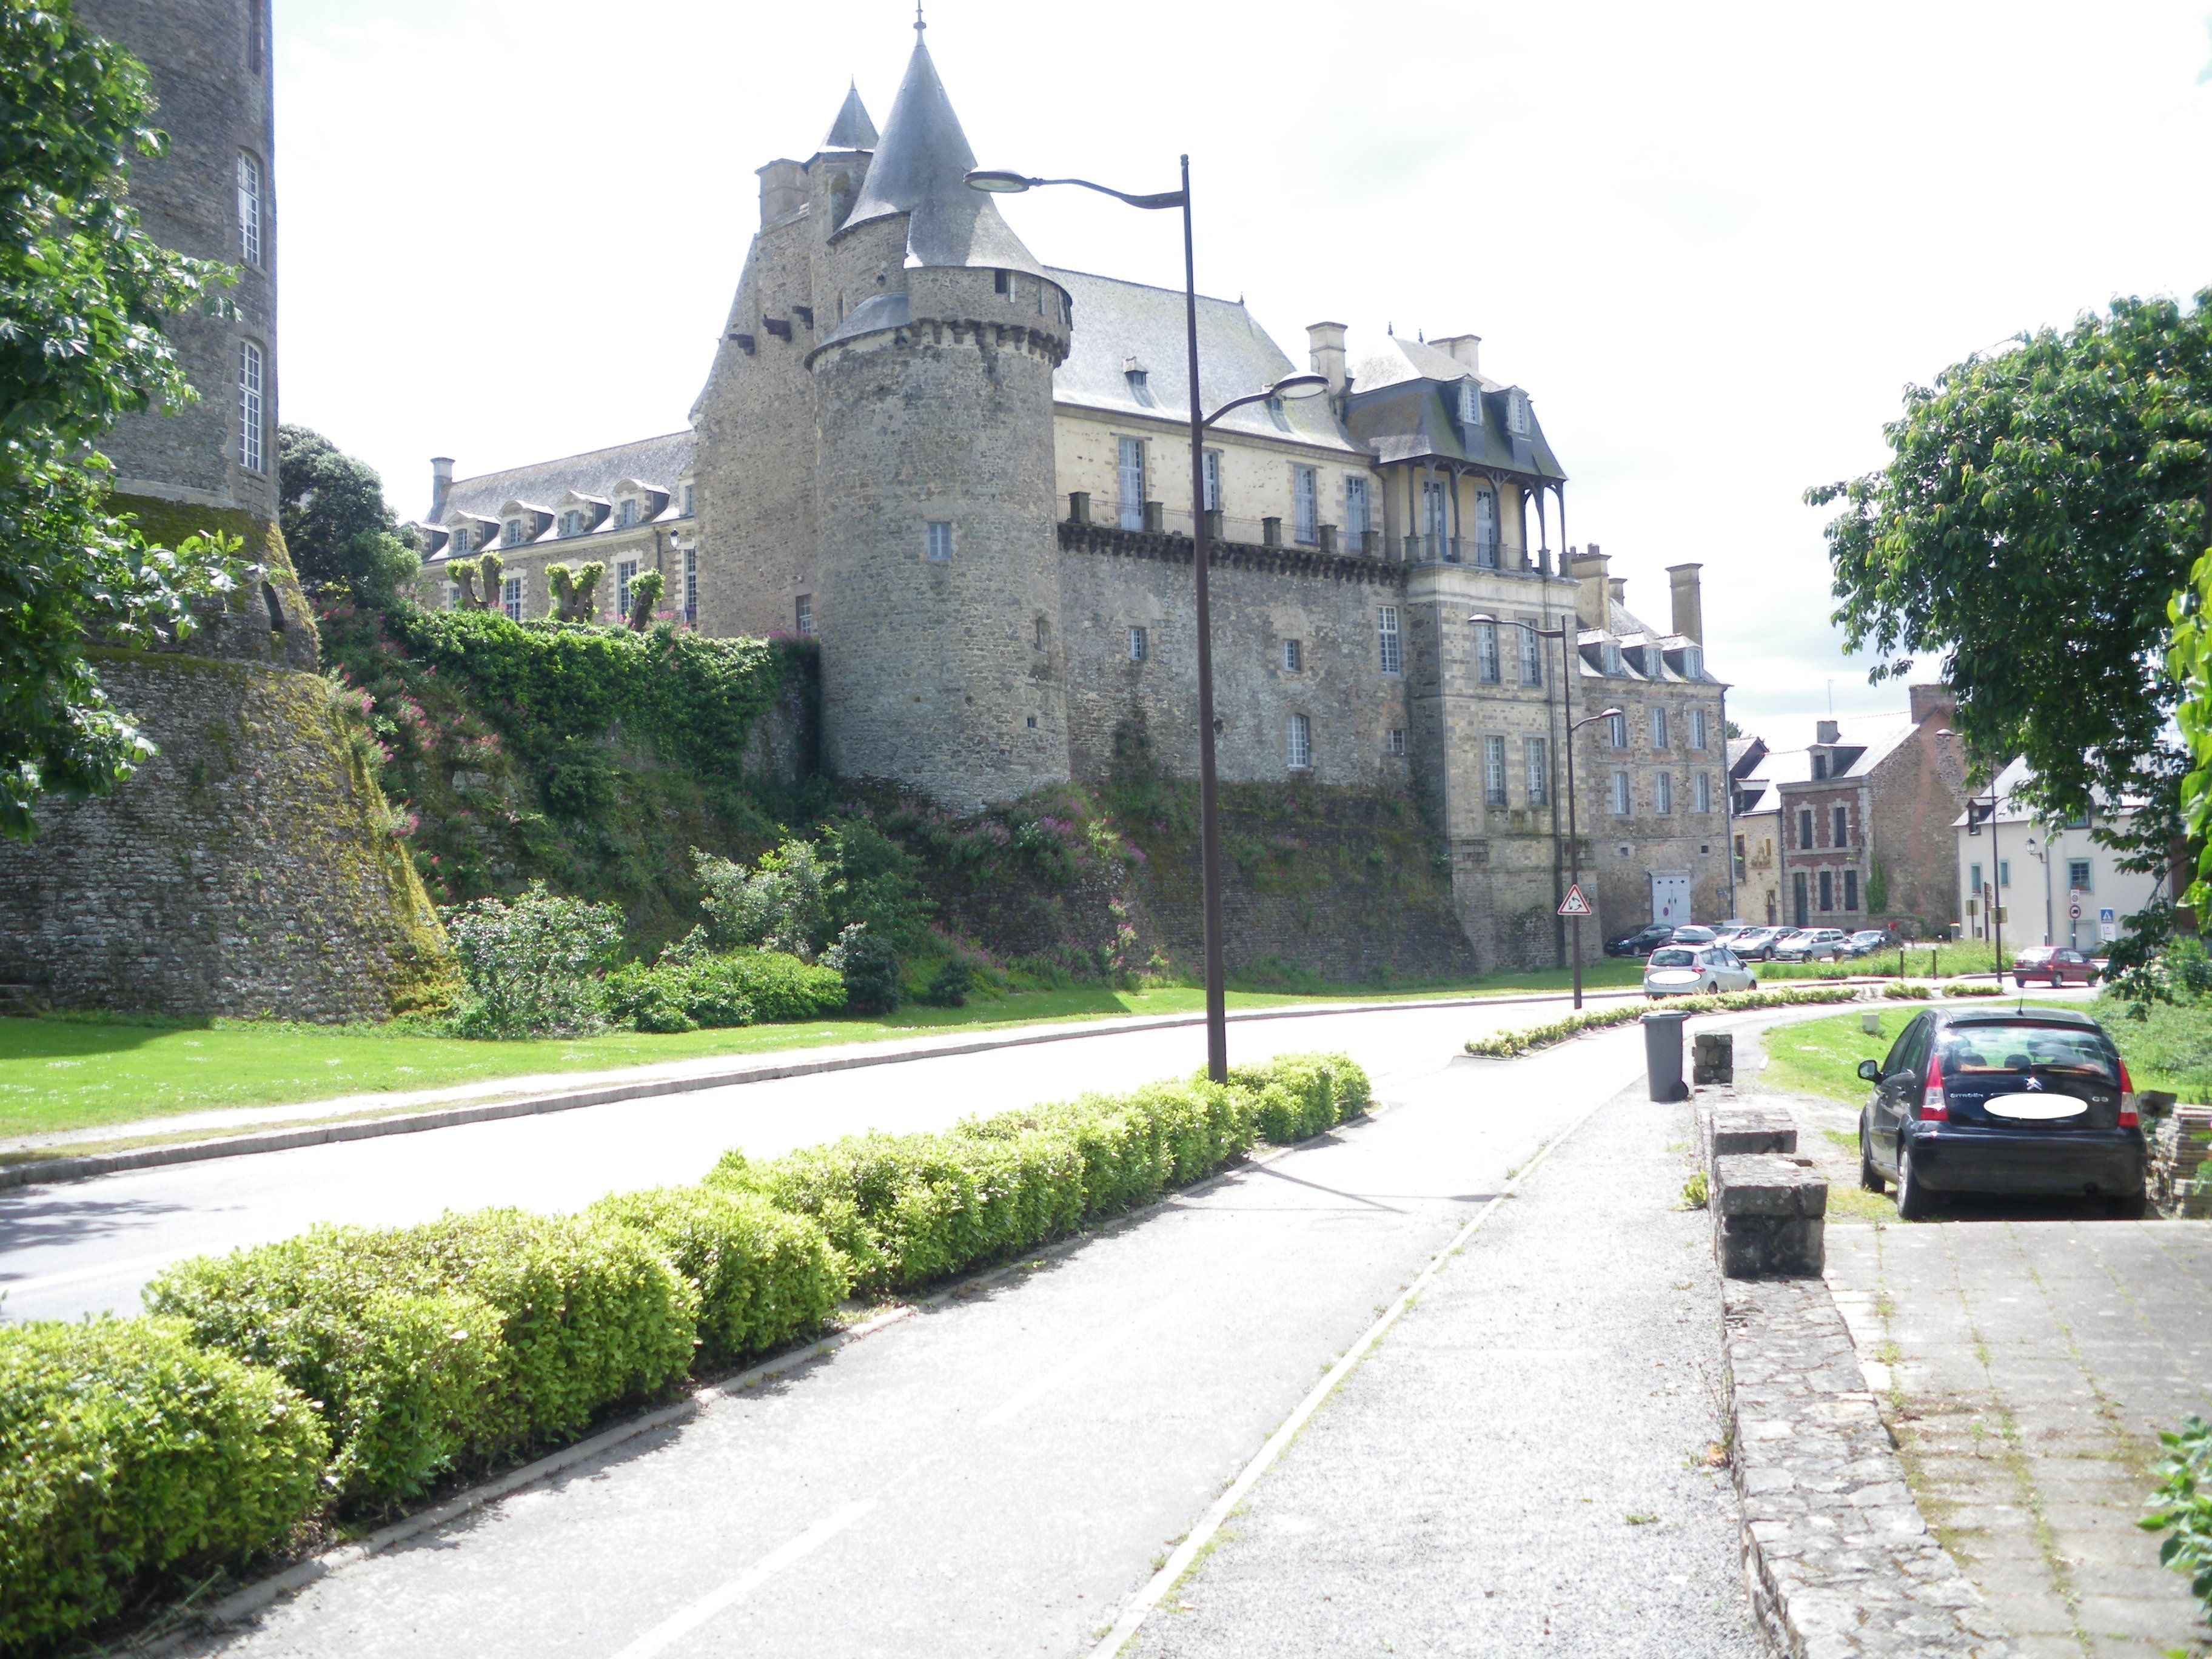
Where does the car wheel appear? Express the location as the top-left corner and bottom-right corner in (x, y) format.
(2106, 1191), (2147, 1220)
(2049, 970), (2062, 989)
(1858, 1117), (1884, 1193)
(1705, 980), (1719, 994)
(1895, 1143), (1932, 1221)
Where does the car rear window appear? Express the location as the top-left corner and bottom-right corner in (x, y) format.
(1937, 1024), (2117, 1084)
(1649, 948), (1695, 967)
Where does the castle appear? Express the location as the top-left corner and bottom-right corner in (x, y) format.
(418, 21), (1735, 968)
(0, 0), (447, 1021)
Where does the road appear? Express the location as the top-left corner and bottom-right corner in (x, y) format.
(129, 1014), (1755, 1658)
(3, 994), (1613, 1324)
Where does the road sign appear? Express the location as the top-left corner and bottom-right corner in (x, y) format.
(1557, 883), (1592, 918)
(2069, 900), (2082, 920)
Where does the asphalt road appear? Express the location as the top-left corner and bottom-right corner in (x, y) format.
(162, 1019), (1664, 1659)
(2, 995), (1608, 1324)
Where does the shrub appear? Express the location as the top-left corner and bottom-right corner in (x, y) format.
(0, 1319), (330, 1649)
(1227, 1052), (1365, 1143)
(826, 922), (902, 1014)
(2139, 1413), (2212, 1624)
(695, 840), (830, 959)
(1463, 987), (1862, 1059)
(444, 882), (621, 1038)
(147, 1210), (697, 1506)
(925, 956), (974, 1007)
(1883, 980), (1932, 1000)
(591, 1186), (846, 1368)
(605, 945), (846, 1033)
(1942, 981), (2003, 997)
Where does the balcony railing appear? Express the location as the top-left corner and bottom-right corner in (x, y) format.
(1067, 494), (1390, 559)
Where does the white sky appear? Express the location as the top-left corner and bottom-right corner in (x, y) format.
(270, 0), (2212, 737)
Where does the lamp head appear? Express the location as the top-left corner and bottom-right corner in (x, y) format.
(964, 169), (1036, 193)
(1598, 706), (1624, 720)
(1466, 612), (1497, 625)
(1266, 372), (1329, 401)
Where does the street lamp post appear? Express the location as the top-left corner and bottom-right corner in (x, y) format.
(1468, 612), (1618, 1011)
(1939, 729), (2006, 989)
(967, 160), (1326, 1082)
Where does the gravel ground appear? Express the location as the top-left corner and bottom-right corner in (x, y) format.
(1127, 1079), (1763, 1659)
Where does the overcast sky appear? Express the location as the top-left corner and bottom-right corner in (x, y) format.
(269, 0), (2212, 737)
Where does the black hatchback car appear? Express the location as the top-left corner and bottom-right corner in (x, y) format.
(1856, 1005), (2146, 1219)
(1606, 923), (1675, 958)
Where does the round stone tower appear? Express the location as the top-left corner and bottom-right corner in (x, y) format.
(803, 25), (1074, 809)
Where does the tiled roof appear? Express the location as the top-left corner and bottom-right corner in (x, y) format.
(427, 431), (692, 529)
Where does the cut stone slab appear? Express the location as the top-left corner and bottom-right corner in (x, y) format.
(1710, 1104), (1800, 1157)
(1714, 1153), (1827, 1278)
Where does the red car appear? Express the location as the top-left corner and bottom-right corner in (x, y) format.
(2011, 945), (2099, 988)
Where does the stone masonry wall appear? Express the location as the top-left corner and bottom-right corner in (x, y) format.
(0, 654), (452, 1022)
(1869, 725), (1968, 938)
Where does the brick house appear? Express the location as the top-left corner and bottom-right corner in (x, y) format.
(1771, 687), (1966, 937)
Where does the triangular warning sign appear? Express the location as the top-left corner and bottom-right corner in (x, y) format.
(1557, 883), (1593, 917)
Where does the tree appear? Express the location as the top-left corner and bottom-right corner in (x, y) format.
(276, 424), (418, 605)
(0, 1), (243, 840)
(1813, 291), (2212, 963)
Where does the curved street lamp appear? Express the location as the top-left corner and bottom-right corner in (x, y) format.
(968, 161), (1322, 1081)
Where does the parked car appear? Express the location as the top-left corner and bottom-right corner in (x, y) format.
(1644, 945), (1758, 997)
(1709, 922), (1752, 946)
(1670, 925), (1718, 946)
(2011, 945), (2100, 988)
(1729, 927), (1788, 960)
(1855, 1005), (2145, 1219)
(1847, 929), (1896, 957)
(1773, 927), (1852, 962)
(1605, 923), (1675, 959)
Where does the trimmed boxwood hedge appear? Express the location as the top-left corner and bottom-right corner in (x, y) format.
(0, 1319), (331, 1650)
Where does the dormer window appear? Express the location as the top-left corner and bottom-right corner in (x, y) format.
(1507, 390), (1531, 437)
(1644, 645), (1664, 678)
(1266, 397), (1290, 432)
(1603, 640), (1623, 676)
(451, 525), (471, 555)
(1812, 753), (1829, 780)
(1681, 645), (1703, 678)
(1124, 358), (1156, 408)
(503, 518), (526, 548)
(617, 499), (638, 528)
(559, 511), (583, 537)
(1457, 381), (1479, 427)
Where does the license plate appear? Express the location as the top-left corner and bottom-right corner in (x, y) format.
(1984, 1094), (2086, 1121)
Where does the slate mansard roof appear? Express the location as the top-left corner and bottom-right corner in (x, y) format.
(1048, 268), (1363, 456)
(420, 430), (693, 560)
(1343, 335), (1565, 483)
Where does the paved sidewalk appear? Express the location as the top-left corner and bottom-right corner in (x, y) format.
(1829, 1221), (2212, 1659)
(1128, 1081), (1763, 1658)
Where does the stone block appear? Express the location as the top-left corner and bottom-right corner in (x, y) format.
(1694, 1030), (1734, 1085)
(1714, 1153), (1827, 1278)
(1709, 1105), (1798, 1157)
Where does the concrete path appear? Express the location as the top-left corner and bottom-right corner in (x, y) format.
(163, 1022), (1679, 1657)
(1125, 1082), (1762, 1658)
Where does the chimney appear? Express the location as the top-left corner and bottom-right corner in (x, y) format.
(1608, 576), (1627, 612)
(429, 456), (454, 520)
(1816, 719), (1840, 746)
(1909, 684), (1956, 726)
(1667, 562), (1704, 643)
(1430, 333), (1481, 372)
(1568, 544), (1610, 631)
(757, 158), (806, 225)
(1307, 321), (1347, 395)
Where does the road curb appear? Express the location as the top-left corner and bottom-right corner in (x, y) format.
(0, 987), (1641, 1192)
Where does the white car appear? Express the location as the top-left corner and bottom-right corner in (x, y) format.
(1772, 927), (1851, 962)
(1643, 945), (1758, 997)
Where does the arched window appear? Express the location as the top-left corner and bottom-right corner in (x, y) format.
(237, 153), (262, 266)
(451, 525), (471, 555)
(238, 340), (265, 472)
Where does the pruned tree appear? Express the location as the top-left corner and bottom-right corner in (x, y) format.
(626, 568), (665, 631)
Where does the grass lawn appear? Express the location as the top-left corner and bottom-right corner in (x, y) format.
(0, 958), (1648, 1145)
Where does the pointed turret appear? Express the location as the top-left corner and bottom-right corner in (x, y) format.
(840, 28), (1040, 273)
(823, 80), (877, 150)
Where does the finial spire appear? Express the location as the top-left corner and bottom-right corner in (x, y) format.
(914, 2), (925, 33)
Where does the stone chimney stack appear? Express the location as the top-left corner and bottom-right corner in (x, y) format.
(1816, 719), (1840, 745)
(1307, 322), (1347, 395)
(1432, 333), (1481, 372)
(1568, 544), (1610, 631)
(430, 456), (454, 520)
(1908, 684), (1956, 726)
(1609, 575), (1627, 612)
(757, 158), (806, 224)
(1667, 562), (1704, 643)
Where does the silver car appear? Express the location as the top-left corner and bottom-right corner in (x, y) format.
(1644, 945), (1758, 997)
(1773, 928), (1851, 962)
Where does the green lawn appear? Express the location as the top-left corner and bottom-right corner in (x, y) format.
(0, 959), (1648, 1145)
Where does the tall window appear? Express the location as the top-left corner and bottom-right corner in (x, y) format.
(1695, 771), (1712, 814)
(1999, 859), (2011, 887)
(559, 511), (580, 537)
(1610, 771), (1631, 814)
(1346, 475), (1369, 537)
(1843, 870), (1859, 911)
(1287, 714), (1312, 770)
(1473, 488), (1498, 567)
(1128, 626), (1148, 662)
(1798, 808), (1814, 849)
(926, 521), (953, 562)
(1377, 605), (1401, 675)
(501, 575), (523, 622)
(1651, 706), (1668, 748)
(1518, 617), (1542, 685)
(683, 548), (697, 623)
(795, 594), (814, 636)
(1484, 736), (1507, 807)
(1525, 737), (1548, 806)
(1422, 479), (1450, 550)
(1386, 728), (1406, 757)
(1118, 437), (1145, 531)
(1603, 641), (1623, 676)
(1282, 639), (1302, 673)
(1793, 871), (1809, 927)
(615, 558), (638, 619)
(1818, 870), (1834, 911)
(617, 499), (638, 528)
(236, 153), (262, 266)
(683, 483), (695, 516)
(1475, 621), (1500, 683)
(1507, 390), (1531, 437)
(237, 340), (264, 472)
(1607, 711), (1627, 748)
(1832, 805), (1848, 847)
(1655, 773), (1673, 814)
(1293, 466), (1318, 545)
(1457, 380), (1479, 426)
(1202, 449), (1222, 512)
(1969, 862), (1983, 894)
(503, 518), (525, 548)
(450, 525), (471, 555)
(1691, 708), (1708, 749)
(1683, 646), (1703, 679)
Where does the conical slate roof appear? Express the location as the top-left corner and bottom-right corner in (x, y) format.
(823, 81), (877, 150)
(841, 32), (1042, 275)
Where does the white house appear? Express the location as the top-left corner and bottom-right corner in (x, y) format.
(1952, 758), (2162, 950)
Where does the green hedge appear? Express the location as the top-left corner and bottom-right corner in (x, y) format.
(0, 1319), (330, 1649)
(146, 1210), (698, 1507)
(605, 948), (846, 1033)
(1463, 987), (1863, 1059)
(711, 1053), (1364, 1293)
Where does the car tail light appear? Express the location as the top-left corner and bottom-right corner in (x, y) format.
(2118, 1059), (2139, 1128)
(1921, 1051), (1948, 1122)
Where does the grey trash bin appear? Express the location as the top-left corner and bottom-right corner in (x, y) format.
(1642, 1008), (1689, 1101)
